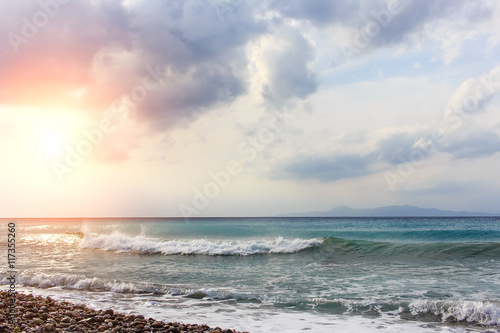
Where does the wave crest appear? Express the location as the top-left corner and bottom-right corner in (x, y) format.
(0, 271), (252, 300)
(1, 271), (155, 293)
(79, 232), (322, 256)
(409, 299), (500, 326)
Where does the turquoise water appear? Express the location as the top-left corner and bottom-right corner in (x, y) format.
(2, 217), (500, 332)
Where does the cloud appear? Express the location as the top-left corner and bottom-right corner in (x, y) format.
(368, 0), (492, 46)
(0, 1), (131, 109)
(1, 0), (496, 132)
(115, 0), (265, 128)
(375, 65), (500, 166)
(275, 122), (500, 183)
(321, 0), (497, 65)
(268, 0), (360, 26)
(279, 153), (376, 182)
(441, 131), (500, 159)
(128, 0), (264, 68)
(137, 62), (246, 129)
(1, 0), (499, 171)
(371, 125), (500, 167)
(376, 130), (426, 165)
(444, 65), (500, 118)
(0, 0), (264, 127)
(259, 27), (319, 107)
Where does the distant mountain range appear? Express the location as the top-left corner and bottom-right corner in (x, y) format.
(280, 205), (495, 217)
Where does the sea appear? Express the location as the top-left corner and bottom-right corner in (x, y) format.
(1, 217), (500, 333)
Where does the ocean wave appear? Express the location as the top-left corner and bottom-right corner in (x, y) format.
(322, 237), (500, 260)
(0, 271), (157, 294)
(78, 231), (500, 259)
(0, 271), (254, 301)
(409, 299), (500, 326)
(79, 232), (323, 256)
(306, 297), (500, 326)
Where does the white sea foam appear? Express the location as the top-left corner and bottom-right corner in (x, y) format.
(0, 271), (253, 301)
(410, 299), (500, 326)
(6, 269), (500, 329)
(0, 271), (156, 293)
(3, 274), (500, 332)
(79, 232), (322, 255)
(1, 285), (469, 333)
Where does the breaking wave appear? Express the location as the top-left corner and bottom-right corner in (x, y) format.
(409, 299), (500, 326)
(79, 232), (322, 256)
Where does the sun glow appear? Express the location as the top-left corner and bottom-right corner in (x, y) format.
(39, 130), (65, 156)
(15, 107), (92, 160)
(32, 116), (75, 159)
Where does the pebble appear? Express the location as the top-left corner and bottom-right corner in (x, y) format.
(33, 318), (44, 325)
(0, 291), (249, 333)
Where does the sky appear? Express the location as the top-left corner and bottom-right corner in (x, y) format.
(1, 0), (500, 217)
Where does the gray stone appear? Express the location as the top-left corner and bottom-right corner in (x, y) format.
(33, 318), (44, 325)
(152, 321), (164, 328)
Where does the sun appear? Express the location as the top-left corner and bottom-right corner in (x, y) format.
(28, 108), (88, 159)
(8, 106), (93, 167)
(40, 130), (65, 156)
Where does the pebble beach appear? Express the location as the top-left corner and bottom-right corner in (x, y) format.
(0, 291), (247, 333)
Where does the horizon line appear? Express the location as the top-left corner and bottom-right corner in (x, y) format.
(1, 215), (499, 219)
